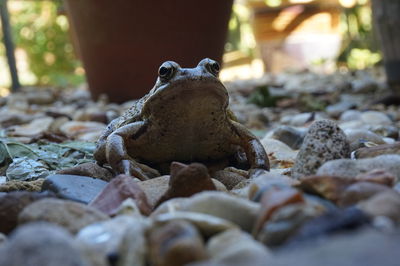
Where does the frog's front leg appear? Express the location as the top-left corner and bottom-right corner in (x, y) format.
(230, 121), (270, 177)
(106, 121), (160, 180)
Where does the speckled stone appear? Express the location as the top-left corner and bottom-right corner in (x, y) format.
(291, 120), (350, 179)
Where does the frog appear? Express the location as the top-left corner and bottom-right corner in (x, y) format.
(94, 58), (269, 180)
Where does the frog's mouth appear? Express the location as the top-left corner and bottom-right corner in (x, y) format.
(145, 78), (229, 113)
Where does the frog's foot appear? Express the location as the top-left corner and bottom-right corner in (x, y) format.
(117, 160), (160, 181)
(248, 168), (269, 179)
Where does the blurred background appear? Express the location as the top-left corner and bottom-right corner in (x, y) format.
(0, 0), (379, 96)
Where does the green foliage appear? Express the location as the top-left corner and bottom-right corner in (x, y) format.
(10, 1), (84, 86)
(247, 85), (285, 107)
(338, 1), (382, 69)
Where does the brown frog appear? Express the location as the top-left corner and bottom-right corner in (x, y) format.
(94, 58), (269, 180)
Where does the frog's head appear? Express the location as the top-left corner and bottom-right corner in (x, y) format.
(142, 58), (229, 117)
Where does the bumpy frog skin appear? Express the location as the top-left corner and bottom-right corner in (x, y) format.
(94, 58), (269, 180)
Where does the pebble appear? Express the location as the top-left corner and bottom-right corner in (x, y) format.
(360, 111), (392, 126)
(77, 215), (148, 266)
(18, 198), (109, 234)
(298, 175), (356, 203)
(355, 169), (396, 186)
(288, 207), (370, 244)
(326, 101), (356, 117)
(155, 162), (216, 207)
(147, 220), (208, 266)
(154, 191), (260, 233)
(201, 229), (271, 266)
(338, 182), (391, 207)
(281, 112), (326, 127)
(153, 211), (238, 238)
(138, 175), (225, 208)
(339, 109), (362, 122)
(261, 138), (297, 169)
(253, 186), (304, 235)
(0, 191), (53, 234)
(267, 125), (305, 150)
(257, 203), (320, 246)
(317, 154), (400, 181)
(0, 222), (89, 266)
(344, 129), (385, 151)
(245, 172), (300, 201)
(42, 174), (108, 204)
(291, 119), (350, 179)
(212, 169), (247, 190)
(359, 191), (400, 224)
(354, 142), (400, 159)
(90, 174), (151, 216)
(263, 229), (400, 266)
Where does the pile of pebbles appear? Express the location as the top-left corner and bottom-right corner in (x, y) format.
(1, 69), (400, 266)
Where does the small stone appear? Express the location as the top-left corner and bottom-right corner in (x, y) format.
(0, 191), (53, 234)
(360, 111), (392, 126)
(359, 191), (400, 224)
(338, 182), (391, 207)
(298, 175), (356, 203)
(203, 229), (271, 266)
(246, 172), (300, 201)
(153, 211), (238, 238)
(317, 154), (400, 181)
(288, 207), (370, 244)
(355, 169), (396, 186)
(181, 191), (260, 232)
(344, 129), (385, 151)
(0, 222), (89, 266)
(354, 142), (400, 159)
(257, 203), (320, 246)
(212, 169), (246, 190)
(153, 191), (260, 233)
(137, 175), (170, 207)
(18, 198), (109, 234)
(253, 186), (304, 235)
(148, 220), (208, 266)
(57, 162), (114, 182)
(326, 101), (356, 118)
(138, 175), (224, 208)
(42, 174), (108, 204)
(268, 125), (305, 150)
(155, 162), (216, 207)
(90, 174), (151, 216)
(291, 120), (350, 179)
(262, 229), (400, 266)
(77, 215), (148, 266)
(339, 110), (362, 122)
(261, 138), (297, 169)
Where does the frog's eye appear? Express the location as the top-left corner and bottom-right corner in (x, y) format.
(205, 59), (220, 76)
(158, 62), (176, 81)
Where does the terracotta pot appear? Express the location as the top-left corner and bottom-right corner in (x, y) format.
(64, 0), (234, 103)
